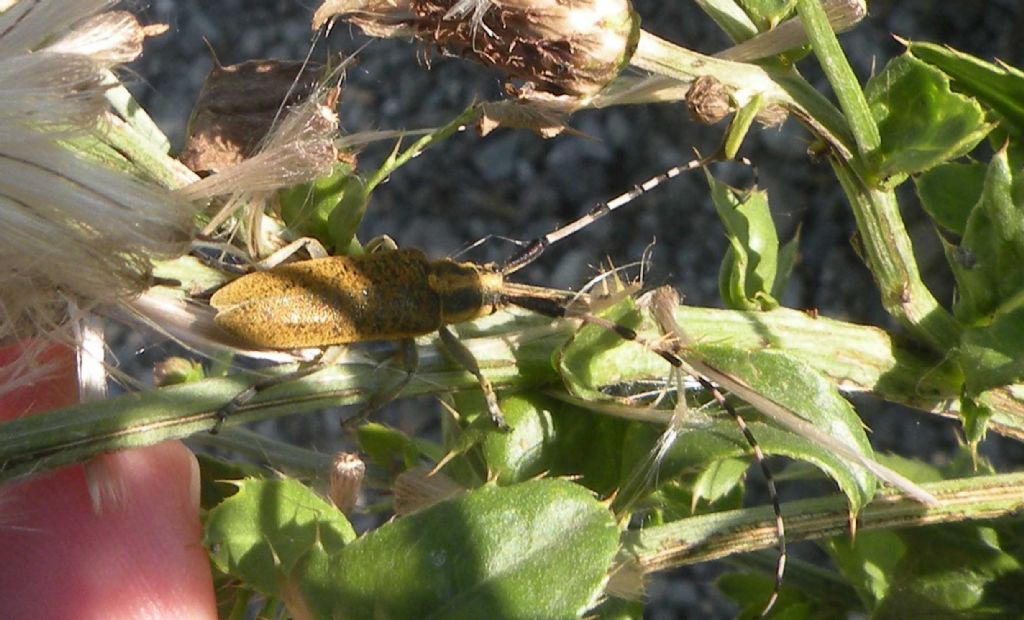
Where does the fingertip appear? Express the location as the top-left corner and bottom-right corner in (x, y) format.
(0, 342), (217, 619)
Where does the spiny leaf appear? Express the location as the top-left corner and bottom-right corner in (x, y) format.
(204, 478), (356, 598)
(950, 149), (1024, 325)
(907, 40), (1024, 137)
(866, 53), (992, 182)
(915, 161), (987, 235)
(317, 479), (620, 619)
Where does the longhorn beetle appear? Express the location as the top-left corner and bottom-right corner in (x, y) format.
(209, 155), (712, 431)
(209, 155), (936, 618)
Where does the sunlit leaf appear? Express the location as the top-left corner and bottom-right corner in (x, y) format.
(278, 161), (359, 251)
(707, 172), (781, 310)
(692, 456), (749, 505)
(908, 40), (1024, 137)
(737, 0), (798, 30)
(320, 479), (620, 619)
(204, 478), (356, 598)
(960, 306), (1024, 393)
(866, 54), (991, 181)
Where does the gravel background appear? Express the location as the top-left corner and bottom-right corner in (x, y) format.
(126, 1), (1024, 617)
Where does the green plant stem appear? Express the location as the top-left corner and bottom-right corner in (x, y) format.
(632, 12), (961, 353)
(192, 427), (335, 479)
(104, 79), (172, 155)
(363, 106), (481, 194)
(3, 306), (1021, 485)
(97, 112), (198, 189)
(630, 31), (855, 156)
(620, 472), (1024, 574)
(331, 105), (481, 254)
(796, 0), (879, 157)
(714, 0), (867, 63)
(0, 313), (568, 482)
(728, 552), (862, 609)
(796, 1), (960, 351)
(832, 163), (962, 351)
(2, 305), (1022, 483)
(694, 0), (759, 43)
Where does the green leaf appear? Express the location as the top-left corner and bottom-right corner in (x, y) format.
(325, 176), (372, 254)
(865, 54), (992, 182)
(622, 415), (874, 519)
(560, 302), (878, 513)
(558, 299), (665, 404)
(635, 476), (745, 524)
(959, 306), (1024, 393)
(723, 552), (862, 618)
(872, 451), (944, 485)
(322, 479), (620, 619)
(547, 411), (633, 497)
(772, 226), (800, 301)
(278, 161), (359, 252)
(907, 40), (1024, 137)
(280, 108), (478, 255)
(646, 346), (878, 513)
(914, 161), (987, 235)
(718, 572), (822, 620)
(736, 0), (797, 29)
(692, 456), (750, 506)
(279, 544), (336, 619)
(707, 173), (782, 310)
(479, 393), (558, 484)
(479, 392), (634, 496)
(695, 0), (759, 43)
(824, 530), (906, 609)
(724, 93), (764, 159)
(959, 390), (995, 449)
(844, 523), (1024, 618)
(820, 456), (1022, 617)
(196, 453), (265, 511)
(439, 392), (513, 489)
(949, 149), (1024, 324)
(204, 478), (356, 598)
(703, 347), (878, 511)
(357, 422), (423, 470)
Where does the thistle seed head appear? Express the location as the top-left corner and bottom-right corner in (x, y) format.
(315, 0), (640, 97)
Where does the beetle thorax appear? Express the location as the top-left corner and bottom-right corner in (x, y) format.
(428, 259), (504, 325)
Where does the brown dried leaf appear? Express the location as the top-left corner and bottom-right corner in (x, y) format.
(477, 99), (576, 138)
(180, 59), (325, 173)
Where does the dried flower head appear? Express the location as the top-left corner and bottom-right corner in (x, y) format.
(314, 0), (640, 98)
(181, 72), (344, 253)
(180, 59), (329, 174)
(0, 0), (193, 341)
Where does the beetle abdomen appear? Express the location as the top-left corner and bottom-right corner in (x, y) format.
(211, 250), (444, 349)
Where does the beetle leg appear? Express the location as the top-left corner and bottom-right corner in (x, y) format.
(211, 360), (328, 433)
(250, 236), (330, 270)
(437, 325), (508, 431)
(364, 235), (399, 253)
(342, 339), (419, 428)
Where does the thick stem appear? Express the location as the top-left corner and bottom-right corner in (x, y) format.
(630, 30), (855, 157)
(620, 472), (1024, 573)
(3, 304), (1021, 483)
(833, 162), (961, 351)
